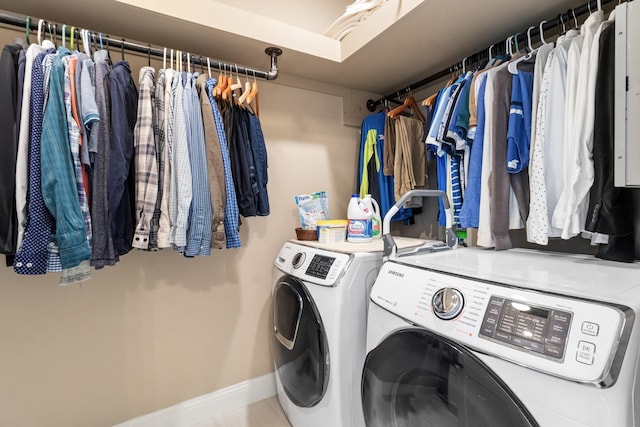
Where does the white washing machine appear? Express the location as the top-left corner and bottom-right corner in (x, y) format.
(363, 247), (640, 427)
(272, 237), (438, 427)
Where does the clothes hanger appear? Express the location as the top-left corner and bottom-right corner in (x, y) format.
(70, 27), (75, 51)
(388, 90), (426, 123)
(222, 64), (238, 100)
(62, 25), (66, 49)
(120, 39), (125, 61)
(37, 19), (44, 45)
(214, 62), (227, 97)
(246, 69), (259, 104)
(247, 69), (259, 116)
(570, 9), (579, 29)
(237, 70), (252, 107)
(539, 20), (549, 45)
(187, 53), (191, 74)
(147, 45), (151, 67)
(230, 64), (243, 94)
(25, 17), (30, 45)
(199, 57), (204, 75)
(207, 57), (212, 78)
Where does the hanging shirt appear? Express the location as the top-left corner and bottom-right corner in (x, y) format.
(64, 55), (92, 253)
(552, 11), (606, 240)
(185, 73), (213, 257)
(132, 66), (158, 250)
(459, 74), (488, 229)
(206, 79), (241, 248)
(169, 72), (192, 251)
(41, 48), (91, 282)
(149, 69), (165, 250)
(91, 49), (119, 269)
(506, 56), (535, 174)
(196, 74), (226, 249)
(247, 110), (270, 216)
(14, 40), (55, 253)
(0, 43), (23, 259)
(528, 42), (554, 169)
(158, 68), (175, 249)
(108, 60), (138, 256)
(13, 51), (55, 275)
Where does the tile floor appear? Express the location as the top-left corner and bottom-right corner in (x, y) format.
(194, 396), (291, 427)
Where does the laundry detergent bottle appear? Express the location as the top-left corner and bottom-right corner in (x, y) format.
(363, 194), (382, 239)
(347, 194), (373, 243)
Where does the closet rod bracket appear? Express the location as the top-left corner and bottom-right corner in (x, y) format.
(265, 47), (283, 80)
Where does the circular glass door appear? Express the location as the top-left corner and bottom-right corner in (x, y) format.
(362, 329), (538, 427)
(272, 275), (329, 408)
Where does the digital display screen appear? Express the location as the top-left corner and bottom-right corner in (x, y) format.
(497, 302), (549, 344)
(479, 296), (571, 360)
(305, 255), (335, 279)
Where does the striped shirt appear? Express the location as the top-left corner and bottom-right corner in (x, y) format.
(185, 73), (212, 256)
(132, 66), (158, 250)
(158, 69), (175, 248)
(169, 72), (192, 250)
(205, 79), (241, 248)
(149, 69), (165, 250)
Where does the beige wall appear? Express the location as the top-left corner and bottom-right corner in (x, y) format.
(0, 25), (361, 427)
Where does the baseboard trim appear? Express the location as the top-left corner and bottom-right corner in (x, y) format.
(114, 372), (277, 427)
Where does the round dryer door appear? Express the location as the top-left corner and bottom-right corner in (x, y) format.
(272, 275), (329, 408)
(362, 329), (538, 427)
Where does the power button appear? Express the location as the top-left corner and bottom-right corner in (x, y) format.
(581, 321), (599, 336)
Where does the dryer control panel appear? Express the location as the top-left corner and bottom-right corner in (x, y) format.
(371, 261), (631, 386)
(274, 242), (352, 287)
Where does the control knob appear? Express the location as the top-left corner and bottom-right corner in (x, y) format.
(292, 252), (306, 269)
(432, 288), (464, 320)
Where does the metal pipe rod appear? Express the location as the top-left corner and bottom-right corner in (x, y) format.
(0, 12), (283, 80)
(367, 0), (619, 111)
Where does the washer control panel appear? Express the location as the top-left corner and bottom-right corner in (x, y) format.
(370, 261), (629, 384)
(274, 242), (351, 287)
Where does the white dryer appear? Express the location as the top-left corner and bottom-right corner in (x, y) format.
(363, 247), (640, 427)
(272, 237), (436, 427)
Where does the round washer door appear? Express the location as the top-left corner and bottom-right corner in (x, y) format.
(272, 275), (329, 408)
(362, 329), (538, 427)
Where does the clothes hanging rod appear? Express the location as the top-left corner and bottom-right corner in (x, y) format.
(366, 0), (619, 112)
(0, 12), (283, 80)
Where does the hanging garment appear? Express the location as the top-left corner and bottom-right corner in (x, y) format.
(246, 110), (270, 216)
(196, 74), (226, 249)
(206, 79), (241, 248)
(393, 115), (426, 206)
(459, 74), (488, 229)
(158, 68), (175, 249)
(184, 73), (213, 257)
(0, 43), (24, 260)
(148, 69), (165, 250)
(169, 72), (192, 252)
(64, 56), (93, 252)
(132, 66), (158, 250)
(506, 57), (535, 174)
(15, 40), (55, 254)
(109, 60), (138, 256)
(490, 62), (528, 250)
(13, 51), (55, 275)
(551, 12), (604, 239)
(585, 21), (636, 262)
(91, 49), (119, 268)
(41, 48), (92, 283)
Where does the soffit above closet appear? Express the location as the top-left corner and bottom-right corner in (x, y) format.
(0, 0), (586, 95)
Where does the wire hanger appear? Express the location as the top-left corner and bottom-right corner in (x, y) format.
(25, 16), (30, 45)
(37, 19), (44, 45)
(570, 8), (578, 29)
(526, 26), (535, 52)
(539, 20), (548, 45)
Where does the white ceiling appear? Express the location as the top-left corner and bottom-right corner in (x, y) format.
(0, 0), (589, 96)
